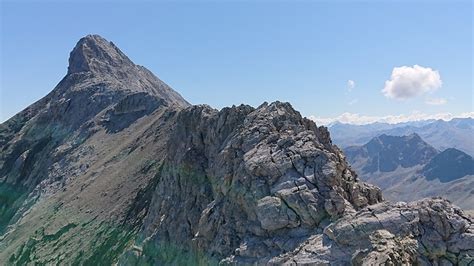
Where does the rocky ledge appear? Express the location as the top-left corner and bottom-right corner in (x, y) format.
(276, 198), (473, 265)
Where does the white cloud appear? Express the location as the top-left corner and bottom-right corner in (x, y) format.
(382, 65), (442, 99)
(347, 80), (355, 91)
(348, 98), (359, 105)
(425, 97), (447, 105)
(309, 111), (474, 126)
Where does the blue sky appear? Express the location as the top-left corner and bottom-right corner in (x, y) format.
(1, 1), (472, 124)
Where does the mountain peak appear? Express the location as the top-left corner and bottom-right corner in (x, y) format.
(67, 34), (133, 74)
(63, 35), (189, 107)
(375, 133), (422, 144)
(423, 148), (474, 182)
(407, 132), (422, 139)
(346, 133), (439, 173)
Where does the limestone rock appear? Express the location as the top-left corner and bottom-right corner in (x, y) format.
(274, 198), (473, 265)
(130, 101), (384, 263)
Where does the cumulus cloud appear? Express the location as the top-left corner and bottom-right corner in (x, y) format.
(382, 65), (442, 99)
(425, 98), (447, 105)
(347, 80), (355, 91)
(309, 111), (474, 126)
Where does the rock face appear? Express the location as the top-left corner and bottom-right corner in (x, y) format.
(126, 102), (382, 264)
(269, 198), (473, 265)
(0, 35), (473, 265)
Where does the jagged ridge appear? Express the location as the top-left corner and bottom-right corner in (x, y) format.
(0, 35), (472, 265)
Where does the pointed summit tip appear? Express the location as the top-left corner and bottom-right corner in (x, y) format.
(67, 34), (133, 75)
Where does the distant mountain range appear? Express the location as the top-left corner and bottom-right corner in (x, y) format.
(329, 118), (474, 156)
(344, 133), (474, 209)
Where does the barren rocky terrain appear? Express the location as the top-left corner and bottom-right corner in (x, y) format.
(0, 35), (472, 265)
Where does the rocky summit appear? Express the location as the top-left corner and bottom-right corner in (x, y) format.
(0, 35), (472, 265)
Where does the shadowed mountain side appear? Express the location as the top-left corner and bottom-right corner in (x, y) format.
(345, 134), (474, 210)
(344, 133), (438, 173)
(0, 107), (179, 264)
(423, 148), (474, 183)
